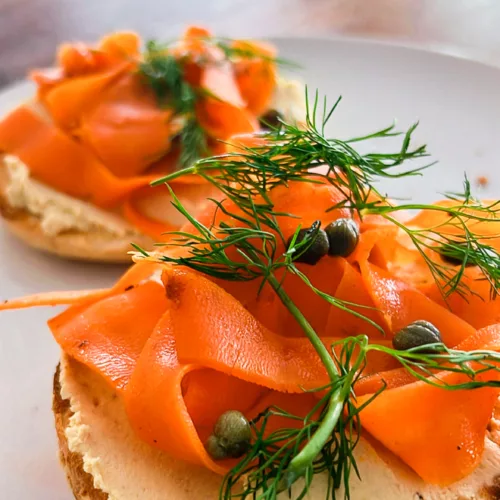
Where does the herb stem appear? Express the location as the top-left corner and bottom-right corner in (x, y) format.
(281, 390), (344, 489)
(152, 161), (226, 185)
(268, 274), (337, 380)
(268, 274), (347, 488)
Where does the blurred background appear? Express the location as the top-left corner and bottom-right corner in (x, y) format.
(2, 0), (500, 88)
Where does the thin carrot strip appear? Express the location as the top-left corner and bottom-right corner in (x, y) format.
(0, 105), (157, 208)
(358, 363), (500, 485)
(164, 267), (330, 391)
(360, 261), (476, 345)
(0, 289), (111, 311)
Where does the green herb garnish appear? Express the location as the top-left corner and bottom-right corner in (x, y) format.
(139, 41), (207, 168)
(138, 35), (292, 169)
(134, 92), (500, 499)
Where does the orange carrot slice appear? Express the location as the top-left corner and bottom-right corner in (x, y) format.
(0, 289), (111, 310)
(355, 323), (500, 396)
(57, 43), (105, 78)
(0, 261), (163, 311)
(325, 260), (387, 339)
(124, 306), (317, 474)
(356, 318), (500, 487)
(122, 309), (226, 472)
(202, 61), (245, 108)
(124, 268), (329, 473)
(99, 31), (140, 60)
(43, 62), (130, 130)
(196, 96), (259, 140)
(358, 366), (500, 485)
(0, 105), (157, 207)
(56, 32), (139, 79)
(122, 181), (220, 239)
(50, 278), (169, 391)
(182, 368), (266, 438)
(233, 40), (277, 116)
(77, 73), (174, 177)
(164, 266), (330, 391)
(360, 261), (476, 346)
(424, 267), (500, 330)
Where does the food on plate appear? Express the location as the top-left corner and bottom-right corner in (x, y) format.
(3, 97), (500, 499)
(0, 26), (304, 262)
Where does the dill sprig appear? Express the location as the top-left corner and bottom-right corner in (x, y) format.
(133, 92), (500, 499)
(139, 41), (196, 112)
(139, 34), (293, 169)
(139, 41), (207, 168)
(153, 90), (500, 300)
(213, 37), (299, 68)
(366, 191), (500, 299)
(154, 91), (430, 207)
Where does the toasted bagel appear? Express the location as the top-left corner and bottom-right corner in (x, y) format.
(0, 158), (153, 263)
(53, 354), (500, 500)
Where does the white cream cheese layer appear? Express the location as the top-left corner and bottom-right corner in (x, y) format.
(272, 77), (306, 124)
(3, 155), (140, 237)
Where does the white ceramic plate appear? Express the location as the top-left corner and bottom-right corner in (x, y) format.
(0, 37), (499, 499)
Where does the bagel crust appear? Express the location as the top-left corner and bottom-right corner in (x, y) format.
(53, 364), (108, 500)
(52, 355), (500, 500)
(0, 157), (153, 263)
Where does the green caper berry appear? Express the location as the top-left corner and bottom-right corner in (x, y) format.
(392, 320), (443, 352)
(324, 218), (359, 257)
(286, 221), (330, 265)
(207, 410), (251, 459)
(205, 435), (228, 460)
(259, 109), (284, 130)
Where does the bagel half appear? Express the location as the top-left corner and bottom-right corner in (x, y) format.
(0, 156), (153, 263)
(53, 354), (500, 500)
(0, 78), (306, 264)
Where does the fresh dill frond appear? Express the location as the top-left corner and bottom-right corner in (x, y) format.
(153, 91), (429, 209)
(138, 34), (295, 169)
(179, 118), (208, 170)
(139, 42), (191, 111)
(135, 91), (500, 499)
(153, 89), (500, 300)
(213, 37), (299, 68)
(370, 198), (500, 299)
(139, 41), (206, 168)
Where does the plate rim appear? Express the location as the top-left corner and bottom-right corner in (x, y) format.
(1, 34), (499, 98)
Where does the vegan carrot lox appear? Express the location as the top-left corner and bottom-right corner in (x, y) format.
(3, 101), (500, 499)
(0, 26), (304, 262)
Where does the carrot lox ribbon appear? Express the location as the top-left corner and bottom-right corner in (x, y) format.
(0, 104), (158, 208)
(357, 324), (500, 486)
(359, 261), (476, 346)
(19, 263), (328, 474)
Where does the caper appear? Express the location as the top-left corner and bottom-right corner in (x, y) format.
(259, 109), (284, 130)
(286, 221), (330, 265)
(324, 218), (359, 257)
(205, 410), (251, 460)
(392, 320), (443, 352)
(205, 435), (229, 460)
